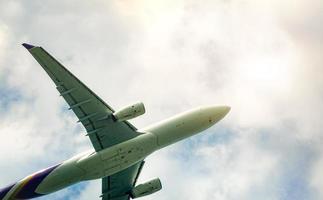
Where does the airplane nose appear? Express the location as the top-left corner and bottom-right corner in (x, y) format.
(218, 106), (231, 117)
(206, 105), (231, 123)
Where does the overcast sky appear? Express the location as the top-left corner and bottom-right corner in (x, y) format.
(0, 0), (323, 200)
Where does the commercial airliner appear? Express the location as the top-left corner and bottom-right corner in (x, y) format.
(0, 43), (230, 200)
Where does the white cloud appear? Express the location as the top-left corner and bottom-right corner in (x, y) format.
(0, 0), (322, 200)
(310, 149), (323, 199)
(0, 23), (9, 70)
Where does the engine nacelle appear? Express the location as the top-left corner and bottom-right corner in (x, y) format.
(113, 102), (145, 122)
(130, 178), (162, 199)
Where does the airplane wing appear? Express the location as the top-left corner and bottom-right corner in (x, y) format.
(101, 162), (144, 200)
(22, 43), (140, 151)
(23, 43), (145, 199)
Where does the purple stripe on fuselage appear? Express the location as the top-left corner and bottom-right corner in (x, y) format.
(0, 183), (15, 199)
(15, 164), (60, 199)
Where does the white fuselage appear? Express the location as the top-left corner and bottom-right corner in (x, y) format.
(4, 106), (230, 199)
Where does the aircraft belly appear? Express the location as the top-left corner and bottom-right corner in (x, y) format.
(140, 111), (203, 147)
(139, 107), (218, 148)
(78, 133), (158, 181)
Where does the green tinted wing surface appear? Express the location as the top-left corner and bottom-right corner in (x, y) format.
(101, 162), (144, 200)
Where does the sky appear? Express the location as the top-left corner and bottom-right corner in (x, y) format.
(0, 0), (323, 199)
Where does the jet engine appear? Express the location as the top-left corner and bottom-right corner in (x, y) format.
(113, 102), (145, 122)
(130, 178), (162, 199)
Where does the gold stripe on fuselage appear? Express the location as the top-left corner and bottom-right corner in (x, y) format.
(5, 174), (35, 200)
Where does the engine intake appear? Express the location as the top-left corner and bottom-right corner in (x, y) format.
(130, 178), (162, 199)
(113, 102), (145, 122)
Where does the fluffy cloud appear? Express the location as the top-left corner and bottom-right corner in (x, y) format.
(0, 0), (322, 200)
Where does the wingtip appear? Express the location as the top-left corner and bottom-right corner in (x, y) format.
(22, 43), (35, 50)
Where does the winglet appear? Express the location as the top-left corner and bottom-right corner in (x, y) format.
(22, 43), (35, 50)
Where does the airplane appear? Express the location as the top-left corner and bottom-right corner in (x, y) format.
(0, 43), (230, 200)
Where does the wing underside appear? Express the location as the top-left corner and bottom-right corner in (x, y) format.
(24, 43), (139, 151)
(101, 162), (144, 200)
